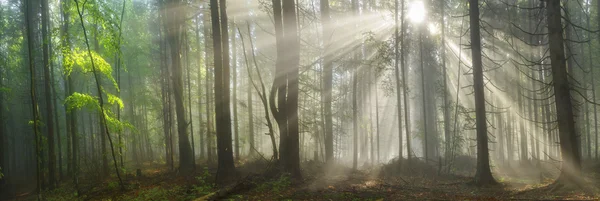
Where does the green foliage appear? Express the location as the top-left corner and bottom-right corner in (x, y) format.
(0, 167), (4, 179)
(193, 167), (215, 195)
(64, 49), (118, 89)
(125, 186), (183, 201)
(107, 181), (119, 190)
(255, 174), (291, 195)
(65, 92), (99, 112)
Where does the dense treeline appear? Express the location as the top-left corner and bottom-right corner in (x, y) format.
(0, 0), (599, 199)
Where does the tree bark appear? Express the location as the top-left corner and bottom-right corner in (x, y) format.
(165, 0), (195, 174)
(393, 0), (404, 162)
(195, 15), (205, 159)
(320, 0), (334, 163)
(469, 0), (496, 186)
(26, 0), (42, 196)
(41, 0), (57, 188)
(546, 0), (581, 185)
(232, 21), (240, 160)
(210, 0), (236, 182)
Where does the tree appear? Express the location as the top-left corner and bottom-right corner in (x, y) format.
(25, 0), (42, 196)
(238, 24), (277, 159)
(546, 0), (581, 186)
(469, 0), (496, 186)
(320, 0), (334, 163)
(165, 0), (195, 174)
(400, 0), (411, 162)
(210, 0), (236, 181)
(231, 21), (240, 160)
(41, 0), (57, 188)
(270, 0), (301, 179)
(73, 0), (124, 189)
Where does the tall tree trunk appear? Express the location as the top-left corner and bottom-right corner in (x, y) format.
(239, 24), (277, 159)
(419, 30), (428, 163)
(26, 0), (43, 196)
(159, 10), (172, 168)
(248, 71), (255, 156)
(74, 0), (124, 189)
(210, 0), (236, 181)
(546, 0), (581, 185)
(351, 0), (359, 171)
(270, 0), (288, 165)
(115, 0), (126, 168)
(593, 0), (600, 160)
(195, 15), (205, 159)
(184, 28), (196, 162)
(165, 0), (195, 174)
(282, 0), (302, 179)
(204, 8), (214, 162)
(440, 0), (450, 164)
(320, 0), (334, 163)
(62, 0), (78, 191)
(231, 21), (240, 160)
(41, 0), (56, 188)
(393, 0), (404, 162)
(400, 0), (411, 162)
(469, 0), (496, 186)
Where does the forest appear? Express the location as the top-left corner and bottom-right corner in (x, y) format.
(1, 0), (600, 200)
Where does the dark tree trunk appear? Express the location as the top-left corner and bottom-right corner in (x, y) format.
(204, 9), (214, 162)
(165, 0), (195, 174)
(393, 0), (404, 162)
(184, 28), (195, 162)
(62, 1), (78, 190)
(41, 0), (56, 188)
(26, 0), (42, 195)
(232, 21), (239, 160)
(400, 0), (411, 162)
(270, 0), (288, 165)
(546, 0), (581, 185)
(469, 0), (496, 186)
(320, 0), (334, 163)
(195, 16), (205, 159)
(210, 0), (236, 182)
(269, 0), (301, 179)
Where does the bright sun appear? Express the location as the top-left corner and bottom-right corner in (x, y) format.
(408, 1), (426, 24)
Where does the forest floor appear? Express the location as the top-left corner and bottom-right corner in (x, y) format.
(4, 157), (600, 200)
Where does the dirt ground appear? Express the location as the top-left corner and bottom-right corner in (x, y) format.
(3, 158), (600, 200)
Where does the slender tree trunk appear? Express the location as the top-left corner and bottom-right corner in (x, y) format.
(62, 1), (78, 190)
(238, 24), (277, 159)
(26, 0), (43, 196)
(195, 16), (205, 159)
(440, 0), (451, 164)
(320, 0), (334, 163)
(393, 0), (404, 162)
(74, 0), (124, 189)
(203, 9), (214, 162)
(248, 72), (255, 156)
(419, 30), (428, 163)
(594, 0), (600, 159)
(165, 0), (195, 173)
(115, 0), (126, 169)
(41, 0), (57, 188)
(231, 21), (240, 160)
(184, 28), (196, 162)
(469, 0), (496, 186)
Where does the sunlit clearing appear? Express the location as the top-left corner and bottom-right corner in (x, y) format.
(408, 0), (426, 23)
